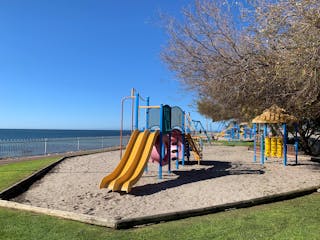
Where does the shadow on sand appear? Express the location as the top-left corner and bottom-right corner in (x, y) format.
(131, 160), (264, 196)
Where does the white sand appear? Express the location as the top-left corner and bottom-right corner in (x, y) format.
(13, 146), (320, 221)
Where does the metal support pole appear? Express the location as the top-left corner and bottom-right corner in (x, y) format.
(145, 97), (150, 130)
(231, 127), (234, 140)
(181, 111), (185, 166)
(144, 96), (150, 173)
(131, 88), (135, 132)
(175, 133), (179, 170)
(168, 132), (171, 173)
(264, 124), (268, 161)
(44, 138), (47, 155)
(283, 123), (287, 166)
(120, 95), (134, 159)
(237, 124), (240, 139)
(253, 123), (256, 162)
(134, 93), (139, 130)
(244, 126), (247, 139)
(260, 124), (265, 164)
(294, 123), (299, 165)
(159, 104), (163, 179)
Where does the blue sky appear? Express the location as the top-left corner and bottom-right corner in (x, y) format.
(0, 0), (216, 130)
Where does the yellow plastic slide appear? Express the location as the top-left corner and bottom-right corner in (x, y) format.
(100, 130), (159, 193)
(186, 133), (201, 164)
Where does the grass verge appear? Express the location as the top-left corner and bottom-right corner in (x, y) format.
(212, 140), (254, 147)
(0, 193), (319, 239)
(0, 157), (61, 191)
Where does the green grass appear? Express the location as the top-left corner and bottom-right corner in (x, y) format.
(0, 193), (319, 239)
(212, 140), (254, 147)
(0, 157), (60, 191)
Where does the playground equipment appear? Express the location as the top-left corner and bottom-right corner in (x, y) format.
(190, 119), (211, 144)
(184, 114), (205, 160)
(185, 133), (202, 162)
(239, 122), (254, 140)
(100, 130), (158, 192)
(217, 123), (235, 139)
(183, 114), (211, 144)
(213, 121), (228, 134)
(265, 136), (283, 158)
(216, 121), (254, 141)
(100, 89), (204, 193)
(252, 105), (298, 166)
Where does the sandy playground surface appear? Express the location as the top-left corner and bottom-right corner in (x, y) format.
(13, 145), (320, 221)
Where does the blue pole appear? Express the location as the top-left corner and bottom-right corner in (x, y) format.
(264, 124), (268, 161)
(175, 138), (179, 170)
(283, 123), (287, 166)
(134, 93), (139, 130)
(244, 126), (247, 139)
(144, 96), (150, 173)
(159, 104), (163, 179)
(294, 123), (298, 165)
(178, 111), (186, 166)
(237, 124), (240, 139)
(145, 97), (150, 130)
(231, 127), (235, 140)
(182, 134), (186, 165)
(260, 124), (265, 164)
(168, 132), (171, 173)
(253, 123), (257, 162)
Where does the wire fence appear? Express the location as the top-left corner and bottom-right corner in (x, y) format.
(0, 135), (130, 159)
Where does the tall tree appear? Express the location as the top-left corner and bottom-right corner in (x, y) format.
(162, 0), (320, 154)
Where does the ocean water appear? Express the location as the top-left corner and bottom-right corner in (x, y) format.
(0, 129), (131, 140)
(0, 129), (131, 158)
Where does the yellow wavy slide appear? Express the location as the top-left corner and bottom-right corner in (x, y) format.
(186, 133), (201, 164)
(100, 130), (159, 193)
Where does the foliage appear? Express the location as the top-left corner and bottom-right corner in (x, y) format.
(298, 118), (320, 155)
(162, 0), (320, 154)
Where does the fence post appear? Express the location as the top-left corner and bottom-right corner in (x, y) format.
(44, 138), (47, 155)
(101, 136), (104, 148)
(77, 138), (80, 151)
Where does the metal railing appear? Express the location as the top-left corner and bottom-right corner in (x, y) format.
(0, 135), (130, 159)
